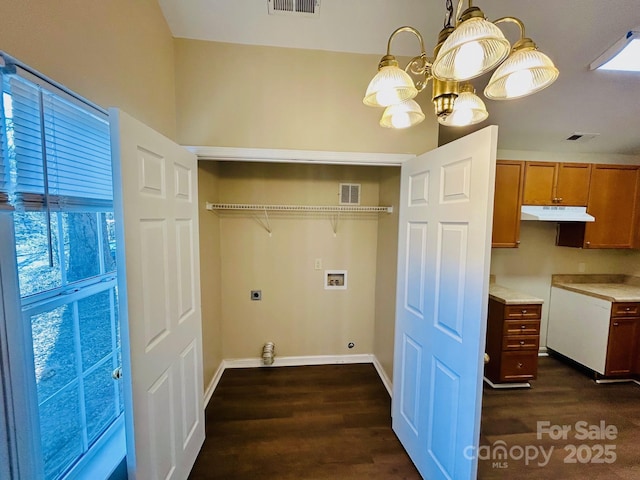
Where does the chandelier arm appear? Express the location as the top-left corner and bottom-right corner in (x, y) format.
(386, 26), (427, 57)
(404, 54), (433, 92)
(454, 0), (467, 26)
(405, 54), (432, 75)
(493, 16), (526, 40)
(414, 75), (433, 93)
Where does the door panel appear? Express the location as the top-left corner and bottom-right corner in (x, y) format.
(110, 109), (205, 480)
(393, 126), (497, 480)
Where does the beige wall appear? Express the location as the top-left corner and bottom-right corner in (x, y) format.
(174, 39), (438, 154)
(0, 0), (177, 139)
(209, 162), (389, 359)
(198, 162), (223, 385)
(374, 167), (401, 383)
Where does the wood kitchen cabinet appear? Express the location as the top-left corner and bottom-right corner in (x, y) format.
(585, 165), (640, 249)
(522, 162), (591, 206)
(485, 299), (541, 384)
(605, 303), (640, 376)
(492, 160), (524, 248)
(557, 164), (640, 248)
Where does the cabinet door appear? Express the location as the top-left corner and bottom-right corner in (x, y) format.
(556, 163), (591, 206)
(584, 165), (640, 248)
(492, 160), (524, 247)
(522, 162), (556, 205)
(606, 317), (639, 376)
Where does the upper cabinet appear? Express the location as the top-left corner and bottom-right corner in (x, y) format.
(493, 160), (640, 249)
(522, 162), (592, 206)
(584, 165), (640, 248)
(556, 164), (640, 249)
(492, 160), (524, 248)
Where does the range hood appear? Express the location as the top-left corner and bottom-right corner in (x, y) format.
(521, 205), (595, 222)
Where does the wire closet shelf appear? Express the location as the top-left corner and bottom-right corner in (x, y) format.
(205, 202), (393, 235)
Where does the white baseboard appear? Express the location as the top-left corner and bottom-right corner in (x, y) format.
(203, 353), (392, 407)
(483, 376), (531, 389)
(538, 346), (549, 357)
(203, 360), (226, 407)
(372, 356), (393, 397)
(594, 378), (636, 385)
(223, 353), (375, 369)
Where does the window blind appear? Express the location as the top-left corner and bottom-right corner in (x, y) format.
(2, 72), (112, 211)
(0, 94), (7, 208)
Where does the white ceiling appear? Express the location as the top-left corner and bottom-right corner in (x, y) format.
(158, 0), (640, 155)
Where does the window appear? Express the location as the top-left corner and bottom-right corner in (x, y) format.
(0, 60), (122, 480)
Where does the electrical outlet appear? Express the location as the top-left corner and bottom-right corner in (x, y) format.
(314, 258), (322, 270)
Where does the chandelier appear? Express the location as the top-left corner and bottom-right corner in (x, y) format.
(363, 0), (559, 129)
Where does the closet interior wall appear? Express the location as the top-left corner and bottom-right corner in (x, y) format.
(197, 161), (401, 387)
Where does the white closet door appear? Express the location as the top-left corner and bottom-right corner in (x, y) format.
(110, 109), (205, 480)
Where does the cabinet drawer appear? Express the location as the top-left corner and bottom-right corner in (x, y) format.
(502, 335), (540, 351)
(500, 351), (538, 381)
(504, 304), (542, 319)
(611, 303), (640, 317)
(503, 320), (540, 336)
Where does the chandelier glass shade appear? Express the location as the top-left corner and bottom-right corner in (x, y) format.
(363, 63), (418, 107)
(484, 40), (560, 100)
(362, 0), (558, 129)
(437, 84), (488, 127)
(380, 99), (426, 129)
(431, 16), (510, 81)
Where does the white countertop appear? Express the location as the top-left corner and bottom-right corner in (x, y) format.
(489, 284), (544, 305)
(552, 282), (640, 303)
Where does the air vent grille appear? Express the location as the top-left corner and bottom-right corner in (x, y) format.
(268, 0), (320, 16)
(565, 132), (600, 143)
(339, 183), (361, 205)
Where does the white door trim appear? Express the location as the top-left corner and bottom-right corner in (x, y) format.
(185, 146), (415, 166)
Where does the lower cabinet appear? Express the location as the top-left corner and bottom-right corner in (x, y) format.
(485, 299), (541, 384)
(605, 307), (640, 376)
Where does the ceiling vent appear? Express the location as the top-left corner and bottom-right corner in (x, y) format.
(339, 183), (360, 205)
(268, 0), (320, 17)
(565, 132), (600, 143)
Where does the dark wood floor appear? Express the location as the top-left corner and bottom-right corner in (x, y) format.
(188, 363), (421, 479)
(479, 355), (640, 479)
(189, 358), (640, 479)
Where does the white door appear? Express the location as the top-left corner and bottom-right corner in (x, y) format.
(110, 109), (205, 480)
(392, 126), (497, 479)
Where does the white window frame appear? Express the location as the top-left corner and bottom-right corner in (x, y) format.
(0, 52), (126, 480)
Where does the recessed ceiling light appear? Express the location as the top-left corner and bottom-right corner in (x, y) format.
(590, 27), (640, 72)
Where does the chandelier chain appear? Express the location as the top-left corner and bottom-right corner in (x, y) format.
(444, 0), (454, 28)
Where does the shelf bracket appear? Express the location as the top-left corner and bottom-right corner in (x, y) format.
(253, 207), (273, 236)
(329, 212), (340, 237)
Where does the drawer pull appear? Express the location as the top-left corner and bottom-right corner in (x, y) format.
(625, 307), (631, 311)
(521, 325), (526, 329)
(517, 362), (523, 368)
(613, 322), (619, 326)
(522, 309), (527, 314)
(520, 341), (525, 346)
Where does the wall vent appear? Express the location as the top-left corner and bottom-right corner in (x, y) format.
(268, 0), (320, 17)
(339, 183), (361, 205)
